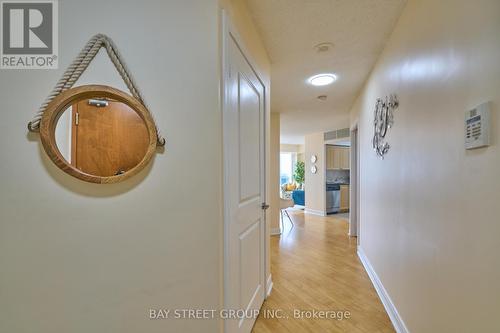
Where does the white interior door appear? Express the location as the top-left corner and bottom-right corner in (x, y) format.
(223, 17), (266, 333)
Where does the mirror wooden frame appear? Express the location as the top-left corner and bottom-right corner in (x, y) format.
(39, 85), (158, 184)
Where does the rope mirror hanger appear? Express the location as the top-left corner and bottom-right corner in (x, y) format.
(27, 33), (165, 147)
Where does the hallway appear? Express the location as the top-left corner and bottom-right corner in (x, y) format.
(253, 211), (394, 333)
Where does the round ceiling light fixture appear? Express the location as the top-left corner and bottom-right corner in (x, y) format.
(307, 73), (337, 86)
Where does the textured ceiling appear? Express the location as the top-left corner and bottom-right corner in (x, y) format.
(245, 0), (406, 143)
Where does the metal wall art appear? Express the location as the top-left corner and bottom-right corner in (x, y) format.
(373, 94), (399, 159)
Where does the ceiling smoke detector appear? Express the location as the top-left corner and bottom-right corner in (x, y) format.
(314, 42), (334, 53)
(317, 95), (327, 101)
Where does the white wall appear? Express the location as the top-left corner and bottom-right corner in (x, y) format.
(55, 106), (72, 162)
(304, 132), (325, 215)
(0, 1), (222, 332)
(351, 0), (500, 332)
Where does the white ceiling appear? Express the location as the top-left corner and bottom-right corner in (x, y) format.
(244, 0), (407, 144)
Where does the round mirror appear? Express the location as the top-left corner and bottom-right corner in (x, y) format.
(40, 85), (158, 183)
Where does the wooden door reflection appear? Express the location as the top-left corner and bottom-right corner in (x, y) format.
(71, 99), (149, 177)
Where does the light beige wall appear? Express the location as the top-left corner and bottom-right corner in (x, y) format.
(270, 113), (281, 233)
(218, 0), (272, 290)
(54, 107), (72, 162)
(0, 1), (221, 333)
(280, 143), (304, 162)
(297, 144), (305, 163)
(350, 0), (500, 332)
(280, 144), (305, 177)
(281, 144), (305, 163)
(280, 143), (300, 153)
(304, 132), (325, 215)
(219, 0), (270, 84)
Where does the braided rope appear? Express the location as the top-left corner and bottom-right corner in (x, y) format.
(28, 34), (165, 146)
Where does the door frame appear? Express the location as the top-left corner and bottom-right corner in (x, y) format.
(221, 8), (269, 331)
(349, 122), (360, 243)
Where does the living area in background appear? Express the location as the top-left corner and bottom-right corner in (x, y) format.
(279, 144), (305, 208)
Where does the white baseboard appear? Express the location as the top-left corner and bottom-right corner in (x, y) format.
(270, 227), (281, 236)
(304, 208), (326, 216)
(357, 247), (410, 333)
(266, 274), (273, 297)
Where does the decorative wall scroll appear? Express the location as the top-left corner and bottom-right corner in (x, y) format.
(373, 94), (399, 159)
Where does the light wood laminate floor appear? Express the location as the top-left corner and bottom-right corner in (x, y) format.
(252, 210), (395, 333)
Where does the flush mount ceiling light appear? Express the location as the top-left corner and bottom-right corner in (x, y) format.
(308, 73), (337, 86)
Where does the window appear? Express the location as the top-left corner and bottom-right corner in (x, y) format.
(280, 152), (296, 185)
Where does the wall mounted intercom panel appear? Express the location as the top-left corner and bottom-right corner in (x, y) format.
(465, 102), (491, 150)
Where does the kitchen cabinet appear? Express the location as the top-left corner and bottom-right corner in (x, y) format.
(326, 146), (332, 169)
(326, 146), (350, 170)
(340, 185), (350, 212)
(341, 147), (350, 170)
